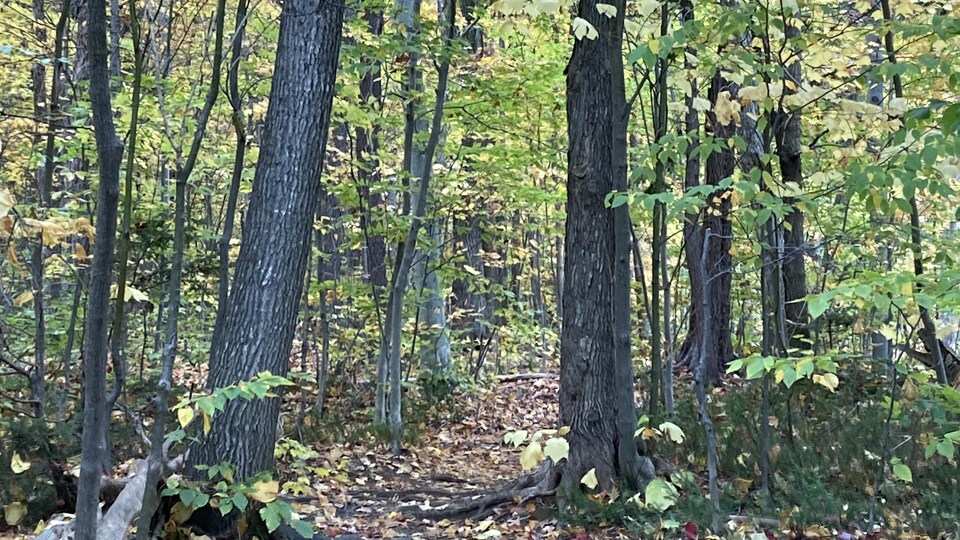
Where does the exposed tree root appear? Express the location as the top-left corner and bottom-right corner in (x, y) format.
(34, 460), (148, 540)
(495, 372), (557, 382)
(406, 459), (561, 520)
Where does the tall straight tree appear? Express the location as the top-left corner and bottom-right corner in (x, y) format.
(560, 0), (652, 495)
(75, 0), (124, 530)
(186, 0), (344, 480)
(677, 67), (736, 383)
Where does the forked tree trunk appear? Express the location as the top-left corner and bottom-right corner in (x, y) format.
(186, 0), (344, 481)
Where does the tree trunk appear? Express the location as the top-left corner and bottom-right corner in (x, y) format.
(356, 9), (387, 291)
(186, 0), (344, 481)
(209, 0), (249, 367)
(560, 0), (651, 497)
(678, 70), (735, 383)
(777, 23), (809, 350)
(75, 0), (125, 529)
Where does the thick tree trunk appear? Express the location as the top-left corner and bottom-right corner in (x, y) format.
(186, 0), (344, 481)
(560, 0), (651, 497)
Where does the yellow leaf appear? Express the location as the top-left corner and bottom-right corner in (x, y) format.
(13, 291), (34, 307)
(11, 453), (30, 473)
(900, 280), (913, 296)
(7, 243), (22, 270)
(503, 430), (528, 447)
(3, 502), (26, 525)
(557, 426), (570, 436)
(124, 286), (150, 303)
(202, 411), (212, 434)
(249, 479), (280, 503)
(520, 440), (543, 470)
(580, 468), (598, 489)
(0, 189), (15, 217)
(692, 97), (712, 112)
(738, 85), (767, 103)
(657, 421), (685, 444)
(714, 91), (741, 126)
(543, 437), (569, 463)
(813, 372), (839, 392)
(74, 243), (88, 261)
(572, 17), (598, 40)
(595, 3), (617, 17)
(463, 264), (482, 276)
(177, 407), (195, 427)
(901, 378), (918, 400)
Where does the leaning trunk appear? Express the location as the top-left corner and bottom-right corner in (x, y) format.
(186, 0), (344, 481)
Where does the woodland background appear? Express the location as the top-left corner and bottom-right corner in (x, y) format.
(0, 0), (959, 535)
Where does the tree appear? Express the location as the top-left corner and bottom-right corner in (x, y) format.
(677, 68), (736, 383)
(74, 0), (124, 530)
(559, 0), (652, 495)
(186, 0), (344, 481)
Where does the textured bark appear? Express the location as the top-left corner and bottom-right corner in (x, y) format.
(559, 0), (650, 496)
(778, 25), (809, 350)
(677, 71), (735, 383)
(75, 0), (125, 528)
(186, 0), (343, 481)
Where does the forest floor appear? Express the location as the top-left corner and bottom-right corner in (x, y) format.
(285, 374), (599, 539)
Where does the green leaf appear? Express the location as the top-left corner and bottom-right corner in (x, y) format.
(807, 293), (830, 319)
(892, 463), (912, 483)
(746, 357), (766, 380)
(937, 439), (955, 459)
(232, 491), (248, 513)
(292, 519), (314, 538)
(781, 366), (798, 388)
(260, 504), (281, 532)
(644, 478), (679, 512)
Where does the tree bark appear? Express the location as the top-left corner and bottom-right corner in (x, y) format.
(75, 0), (125, 529)
(186, 0), (344, 481)
(777, 23), (809, 350)
(678, 70), (735, 383)
(559, 0), (651, 497)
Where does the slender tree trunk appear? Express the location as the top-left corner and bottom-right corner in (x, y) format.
(381, 0), (456, 453)
(107, 0), (145, 414)
(356, 9), (387, 294)
(678, 69), (735, 382)
(877, 0), (947, 384)
(778, 24), (809, 350)
(74, 0), (125, 529)
(648, 2), (669, 421)
(695, 229), (720, 527)
(187, 0), (344, 481)
(209, 0), (249, 369)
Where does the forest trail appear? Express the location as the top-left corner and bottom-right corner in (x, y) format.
(283, 375), (608, 539)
